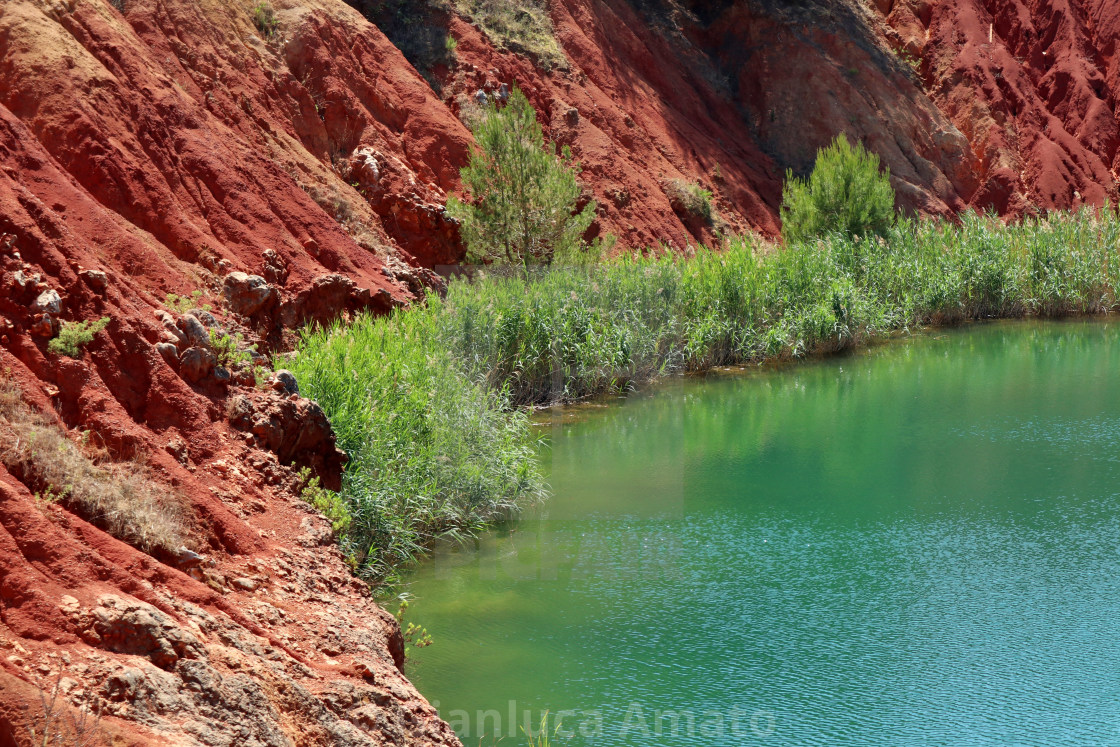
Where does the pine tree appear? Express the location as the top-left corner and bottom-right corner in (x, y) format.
(780, 134), (896, 244)
(447, 88), (596, 265)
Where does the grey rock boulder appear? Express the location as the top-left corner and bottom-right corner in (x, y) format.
(180, 346), (216, 383)
(80, 269), (109, 294)
(176, 313), (211, 349)
(33, 288), (62, 314)
(223, 272), (276, 316)
(155, 342), (180, 369)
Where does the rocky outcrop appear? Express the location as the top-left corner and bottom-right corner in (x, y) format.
(0, 467), (461, 745)
(227, 387), (348, 491)
(224, 273), (279, 318)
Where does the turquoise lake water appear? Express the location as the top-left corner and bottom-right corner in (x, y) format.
(402, 320), (1120, 746)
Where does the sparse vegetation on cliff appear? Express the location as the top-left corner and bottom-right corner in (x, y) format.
(455, 0), (564, 68)
(251, 0), (278, 39)
(294, 208), (1120, 582)
(0, 377), (187, 554)
(665, 179), (714, 223)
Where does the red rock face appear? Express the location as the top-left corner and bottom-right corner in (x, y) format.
(0, 0), (466, 741)
(437, 0), (784, 248)
(888, 0), (1120, 214)
(693, 0), (980, 216)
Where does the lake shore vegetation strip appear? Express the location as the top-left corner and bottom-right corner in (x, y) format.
(289, 208), (1120, 583)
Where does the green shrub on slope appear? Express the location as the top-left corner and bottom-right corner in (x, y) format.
(447, 87), (596, 267)
(781, 134), (896, 244)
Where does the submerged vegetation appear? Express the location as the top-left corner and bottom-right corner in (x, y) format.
(292, 208), (1120, 583)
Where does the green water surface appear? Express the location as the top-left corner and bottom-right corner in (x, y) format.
(401, 321), (1120, 746)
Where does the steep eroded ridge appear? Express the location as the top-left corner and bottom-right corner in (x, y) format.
(890, 0), (1120, 213)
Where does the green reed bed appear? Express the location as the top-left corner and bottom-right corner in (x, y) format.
(289, 209), (1120, 582)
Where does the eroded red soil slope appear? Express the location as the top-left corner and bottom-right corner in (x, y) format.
(886, 0), (1120, 214)
(0, 0), (466, 742)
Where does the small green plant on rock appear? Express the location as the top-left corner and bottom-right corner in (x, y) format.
(48, 317), (110, 358)
(251, 0), (278, 39)
(897, 48), (922, 75)
(395, 600), (433, 659)
(208, 329), (255, 369)
(298, 467), (352, 534)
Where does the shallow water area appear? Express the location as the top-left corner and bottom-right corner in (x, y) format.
(402, 320), (1120, 746)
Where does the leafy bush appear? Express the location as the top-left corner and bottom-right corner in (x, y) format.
(48, 317), (110, 358)
(447, 87), (596, 266)
(780, 134), (896, 244)
(395, 600), (433, 660)
(665, 179), (714, 222)
(251, 0), (278, 38)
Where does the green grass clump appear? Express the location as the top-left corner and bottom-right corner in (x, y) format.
(292, 208), (1120, 583)
(48, 317), (110, 358)
(208, 329), (255, 369)
(251, 0), (278, 39)
(665, 179), (714, 223)
(298, 468), (351, 534)
(165, 290), (212, 314)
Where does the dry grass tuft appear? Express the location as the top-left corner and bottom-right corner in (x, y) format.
(25, 669), (105, 747)
(664, 179), (714, 222)
(0, 377), (187, 555)
(454, 0), (566, 69)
